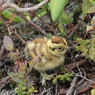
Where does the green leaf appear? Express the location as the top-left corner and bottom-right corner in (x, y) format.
(91, 88), (95, 95)
(2, 11), (25, 22)
(53, 77), (58, 84)
(12, 77), (22, 83)
(77, 38), (84, 43)
(85, 39), (91, 43)
(86, 26), (93, 31)
(29, 87), (33, 92)
(76, 46), (81, 51)
(0, 21), (4, 24)
(82, 0), (90, 13)
(9, 72), (15, 78)
(79, 12), (87, 19)
(89, 48), (95, 61)
(58, 10), (73, 23)
(59, 10), (68, 22)
(33, 10), (47, 21)
(87, 6), (95, 13)
(90, 0), (95, 6)
(37, 0), (43, 2)
(51, 0), (69, 21)
(24, 12), (31, 21)
(66, 77), (71, 81)
(58, 23), (64, 33)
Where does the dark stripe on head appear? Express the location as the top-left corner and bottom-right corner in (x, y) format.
(33, 43), (37, 56)
(25, 48), (33, 61)
(62, 40), (67, 46)
(49, 47), (55, 51)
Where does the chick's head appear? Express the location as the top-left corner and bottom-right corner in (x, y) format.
(46, 37), (68, 56)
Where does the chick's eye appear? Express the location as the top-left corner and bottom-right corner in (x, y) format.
(58, 47), (61, 49)
(58, 47), (63, 51)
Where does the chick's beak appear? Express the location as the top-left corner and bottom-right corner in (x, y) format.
(65, 47), (70, 51)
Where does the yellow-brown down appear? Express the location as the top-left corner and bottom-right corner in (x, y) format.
(25, 36), (68, 84)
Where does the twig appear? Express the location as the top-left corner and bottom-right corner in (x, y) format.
(76, 77), (95, 94)
(0, 45), (5, 58)
(66, 59), (87, 71)
(77, 63), (83, 76)
(1, 0), (49, 36)
(71, 70), (95, 84)
(67, 20), (82, 40)
(9, 27), (27, 44)
(75, 67), (95, 94)
(2, 0), (49, 11)
(31, 11), (56, 34)
(20, 13), (47, 35)
(0, 76), (11, 91)
(55, 82), (58, 95)
(66, 75), (78, 95)
(40, 87), (52, 95)
(76, 68), (86, 87)
(66, 68), (88, 95)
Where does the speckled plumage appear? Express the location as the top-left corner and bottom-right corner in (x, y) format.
(25, 36), (68, 84)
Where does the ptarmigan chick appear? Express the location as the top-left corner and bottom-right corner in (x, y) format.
(25, 36), (68, 84)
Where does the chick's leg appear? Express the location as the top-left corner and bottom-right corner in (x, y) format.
(40, 72), (54, 80)
(40, 72), (54, 85)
